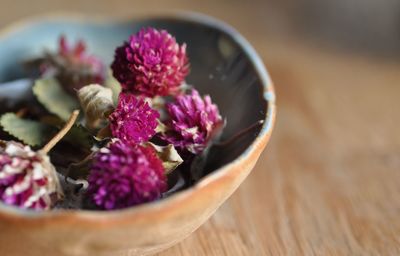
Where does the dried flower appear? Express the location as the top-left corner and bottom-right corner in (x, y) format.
(108, 93), (159, 143)
(41, 35), (105, 93)
(111, 27), (189, 97)
(0, 141), (62, 210)
(78, 84), (114, 128)
(87, 140), (167, 210)
(162, 89), (222, 154)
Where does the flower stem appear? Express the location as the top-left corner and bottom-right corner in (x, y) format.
(214, 120), (264, 147)
(41, 110), (80, 154)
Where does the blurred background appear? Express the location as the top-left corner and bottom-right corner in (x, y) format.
(0, 0), (399, 58)
(0, 0), (399, 255)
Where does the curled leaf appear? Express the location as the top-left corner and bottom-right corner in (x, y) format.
(0, 113), (55, 147)
(78, 84), (114, 128)
(95, 125), (112, 141)
(33, 78), (80, 121)
(147, 142), (183, 174)
(155, 120), (168, 133)
(104, 71), (122, 105)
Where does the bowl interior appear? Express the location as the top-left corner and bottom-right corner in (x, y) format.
(0, 16), (268, 188)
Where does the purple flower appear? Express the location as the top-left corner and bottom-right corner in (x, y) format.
(0, 141), (62, 210)
(41, 35), (105, 92)
(111, 27), (190, 97)
(162, 89), (222, 154)
(87, 140), (167, 210)
(109, 93), (159, 143)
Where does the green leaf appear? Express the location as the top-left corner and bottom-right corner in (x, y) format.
(0, 113), (55, 146)
(33, 78), (80, 121)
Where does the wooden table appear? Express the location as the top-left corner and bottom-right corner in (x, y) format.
(160, 41), (400, 255)
(1, 1), (399, 255)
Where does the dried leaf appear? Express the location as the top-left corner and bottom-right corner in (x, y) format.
(147, 96), (169, 120)
(33, 78), (80, 121)
(104, 71), (121, 105)
(65, 152), (94, 181)
(95, 125), (112, 141)
(147, 142), (183, 174)
(55, 175), (88, 210)
(38, 115), (93, 150)
(64, 124), (95, 150)
(155, 120), (168, 133)
(0, 113), (55, 146)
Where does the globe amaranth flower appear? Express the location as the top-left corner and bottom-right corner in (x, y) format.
(111, 27), (189, 97)
(108, 93), (159, 143)
(41, 35), (105, 92)
(161, 89), (222, 154)
(0, 141), (62, 210)
(78, 84), (114, 129)
(87, 140), (167, 210)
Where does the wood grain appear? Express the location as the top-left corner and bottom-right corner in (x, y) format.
(158, 41), (400, 255)
(0, 1), (399, 255)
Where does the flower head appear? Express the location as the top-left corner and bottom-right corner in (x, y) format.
(0, 141), (62, 210)
(41, 35), (105, 92)
(58, 35), (103, 72)
(87, 140), (167, 210)
(109, 93), (159, 143)
(162, 89), (222, 154)
(111, 27), (189, 97)
(78, 84), (114, 128)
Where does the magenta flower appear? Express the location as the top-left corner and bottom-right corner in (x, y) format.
(87, 140), (167, 210)
(109, 93), (159, 143)
(162, 89), (222, 154)
(0, 141), (62, 210)
(60, 35), (104, 77)
(111, 27), (190, 97)
(41, 35), (105, 92)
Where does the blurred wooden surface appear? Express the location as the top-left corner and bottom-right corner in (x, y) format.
(1, 0), (399, 255)
(159, 41), (400, 255)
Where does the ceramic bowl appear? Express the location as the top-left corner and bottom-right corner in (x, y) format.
(0, 12), (275, 256)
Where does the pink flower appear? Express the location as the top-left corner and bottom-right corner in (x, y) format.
(0, 141), (62, 210)
(41, 35), (105, 92)
(109, 93), (159, 143)
(111, 27), (189, 97)
(161, 89), (222, 154)
(87, 140), (167, 210)
(58, 35), (105, 80)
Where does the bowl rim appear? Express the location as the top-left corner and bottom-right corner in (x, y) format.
(0, 11), (276, 223)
